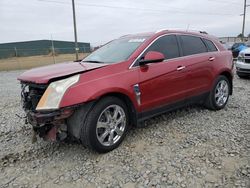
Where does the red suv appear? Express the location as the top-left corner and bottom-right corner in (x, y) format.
(18, 30), (233, 153)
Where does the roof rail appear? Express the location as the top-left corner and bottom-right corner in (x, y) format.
(199, 31), (208, 34)
(179, 29), (208, 35)
(155, 28), (208, 34)
(120, 34), (131, 38)
(184, 29), (208, 34)
(155, 29), (168, 33)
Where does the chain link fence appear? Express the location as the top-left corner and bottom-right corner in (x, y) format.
(0, 40), (91, 59)
(0, 50), (90, 71)
(0, 40), (91, 71)
(219, 37), (250, 43)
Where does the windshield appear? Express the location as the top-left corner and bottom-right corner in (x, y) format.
(82, 37), (148, 64)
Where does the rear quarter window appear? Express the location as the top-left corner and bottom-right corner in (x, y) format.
(203, 39), (218, 52)
(180, 35), (207, 56)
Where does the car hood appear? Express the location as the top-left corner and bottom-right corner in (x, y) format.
(17, 62), (108, 84)
(241, 47), (250, 54)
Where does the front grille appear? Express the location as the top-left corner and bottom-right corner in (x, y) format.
(244, 54), (250, 57)
(245, 59), (250, 63)
(21, 82), (48, 111)
(237, 68), (250, 73)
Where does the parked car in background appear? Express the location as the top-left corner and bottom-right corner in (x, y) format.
(246, 41), (250, 47)
(236, 47), (250, 78)
(231, 42), (247, 58)
(223, 43), (233, 50)
(18, 30), (233, 153)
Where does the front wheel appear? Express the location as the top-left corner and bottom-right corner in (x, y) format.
(80, 96), (129, 153)
(205, 75), (230, 110)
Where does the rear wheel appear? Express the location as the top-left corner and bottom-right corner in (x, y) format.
(205, 75), (230, 110)
(80, 96), (129, 153)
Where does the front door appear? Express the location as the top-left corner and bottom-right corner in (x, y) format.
(134, 35), (189, 112)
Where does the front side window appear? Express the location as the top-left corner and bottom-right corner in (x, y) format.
(143, 35), (180, 60)
(82, 37), (148, 64)
(180, 35), (207, 56)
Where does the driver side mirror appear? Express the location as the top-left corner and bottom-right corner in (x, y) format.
(139, 51), (165, 66)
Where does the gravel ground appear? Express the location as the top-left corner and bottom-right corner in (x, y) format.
(0, 70), (249, 188)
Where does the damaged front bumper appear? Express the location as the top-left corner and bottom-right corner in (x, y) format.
(26, 107), (75, 141)
(20, 81), (77, 142)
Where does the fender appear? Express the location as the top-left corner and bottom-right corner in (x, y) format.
(60, 75), (139, 110)
(216, 68), (233, 95)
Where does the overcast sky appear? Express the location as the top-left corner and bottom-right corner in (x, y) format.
(0, 0), (249, 46)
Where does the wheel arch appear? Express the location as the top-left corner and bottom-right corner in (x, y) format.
(67, 91), (138, 141)
(219, 71), (233, 95)
(98, 92), (138, 127)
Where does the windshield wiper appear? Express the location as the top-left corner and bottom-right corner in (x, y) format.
(81, 60), (104, 64)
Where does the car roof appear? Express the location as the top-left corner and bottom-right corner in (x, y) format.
(119, 32), (155, 38)
(120, 29), (216, 40)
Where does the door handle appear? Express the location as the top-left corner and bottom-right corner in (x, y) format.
(176, 66), (186, 71)
(209, 57), (215, 61)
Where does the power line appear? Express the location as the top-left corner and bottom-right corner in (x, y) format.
(207, 0), (241, 6)
(37, 0), (235, 16)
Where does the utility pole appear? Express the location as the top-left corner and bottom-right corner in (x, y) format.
(72, 0), (79, 61)
(241, 0), (247, 41)
(186, 24), (190, 32)
(51, 34), (56, 64)
(14, 47), (18, 57)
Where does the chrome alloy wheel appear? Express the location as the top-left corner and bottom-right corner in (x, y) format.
(96, 105), (126, 146)
(214, 80), (229, 107)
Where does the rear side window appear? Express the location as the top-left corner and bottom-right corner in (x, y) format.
(203, 39), (218, 52)
(144, 35), (180, 59)
(180, 35), (207, 56)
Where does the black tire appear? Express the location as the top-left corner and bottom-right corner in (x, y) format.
(205, 75), (230, 110)
(80, 96), (129, 153)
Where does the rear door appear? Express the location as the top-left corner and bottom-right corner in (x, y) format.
(135, 35), (189, 112)
(178, 35), (214, 98)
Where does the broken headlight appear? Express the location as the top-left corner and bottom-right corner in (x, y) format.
(36, 74), (80, 110)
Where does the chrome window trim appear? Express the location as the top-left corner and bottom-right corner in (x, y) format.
(129, 33), (220, 69)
